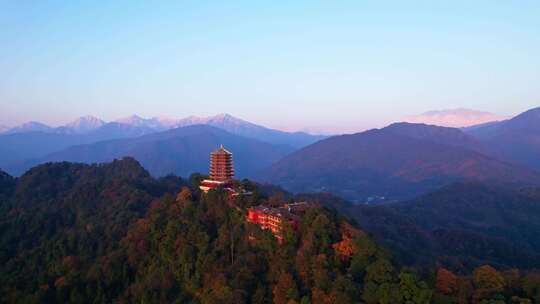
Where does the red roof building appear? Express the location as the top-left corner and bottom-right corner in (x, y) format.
(247, 205), (299, 242)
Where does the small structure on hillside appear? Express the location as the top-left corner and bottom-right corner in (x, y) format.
(283, 201), (312, 214)
(199, 145), (235, 193)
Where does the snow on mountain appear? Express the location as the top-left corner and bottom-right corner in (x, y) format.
(60, 115), (106, 134)
(403, 108), (509, 128)
(112, 113), (324, 148)
(153, 116), (182, 128)
(5, 121), (52, 134)
(2, 113), (324, 152)
(115, 113), (261, 133)
(115, 115), (149, 127)
(115, 115), (169, 131)
(175, 113), (258, 131)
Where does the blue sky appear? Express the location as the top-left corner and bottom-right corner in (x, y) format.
(1, 1), (539, 132)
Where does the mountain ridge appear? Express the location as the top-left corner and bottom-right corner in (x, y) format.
(464, 106), (540, 170)
(258, 122), (540, 202)
(0, 114), (324, 174)
(8, 125), (293, 178)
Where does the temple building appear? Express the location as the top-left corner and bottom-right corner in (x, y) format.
(247, 205), (299, 243)
(199, 145), (235, 193)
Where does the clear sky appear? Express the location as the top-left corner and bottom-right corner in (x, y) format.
(1, 1), (539, 133)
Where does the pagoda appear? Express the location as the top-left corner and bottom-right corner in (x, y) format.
(199, 145), (235, 193)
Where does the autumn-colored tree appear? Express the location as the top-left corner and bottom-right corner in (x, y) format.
(311, 287), (331, 304)
(473, 265), (505, 303)
(273, 272), (300, 304)
(456, 277), (474, 304)
(176, 187), (192, 205)
(200, 273), (235, 304)
(436, 268), (459, 295)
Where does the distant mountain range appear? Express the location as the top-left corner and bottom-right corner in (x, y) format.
(0, 114), (324, 176)
(463, 107), (540, 171)
(3, 107), (540, 203)
(3, 121), (53, 134)
(1, 114), (325, 148)
(404, 108), (508, 128)
(0, 123), (158, 168)
(8, 125), (292, 178)
(174, 114), (326, 148)
(258, 120), (540, 202)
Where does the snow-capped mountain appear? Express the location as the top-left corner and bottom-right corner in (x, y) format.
(113, 114), (248, 131)
(58, 115), (106, 134)
(112, 113), (324, 147)
(174, 113), (257, 130)
(115, 115), (169, 131)
(403, 108), (508, 128)
(5, 121), (52, 134)
(173, 113), (326, 148)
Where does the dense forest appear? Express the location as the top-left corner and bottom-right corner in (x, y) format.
(1, 159), (540, 303)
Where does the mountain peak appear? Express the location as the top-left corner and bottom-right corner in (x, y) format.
(212, 113), (235, 120)
(207, 113), (252, 125)
(63, 115), (106, 133)
(6, 121), (52, 134)
(213, 113), (232, 118)
(115, 114), (145, 125)
(404, 108), (508, 128)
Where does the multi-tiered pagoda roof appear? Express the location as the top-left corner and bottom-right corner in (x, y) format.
(209, 145), (234, 182)
(199, 145), (235, 193)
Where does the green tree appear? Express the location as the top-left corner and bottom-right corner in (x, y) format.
(399, 271), (433, 304)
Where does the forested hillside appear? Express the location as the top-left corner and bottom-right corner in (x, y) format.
(301, 183), (540, 273)
(1, 160), (539, 303)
